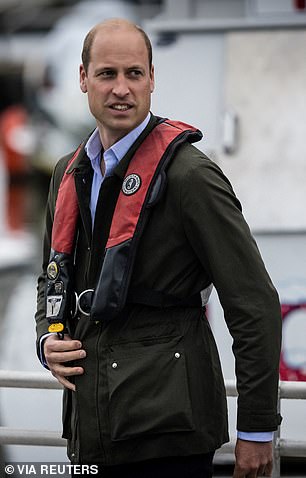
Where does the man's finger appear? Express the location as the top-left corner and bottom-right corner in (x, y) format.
(232, 464), (242, 478)
(51, 363), (84, 377)
(45, 336), (82, 353)
(264, 460), (273, 477)
(46, 348), (86, 364)
(257, 465), (266, 476)
(233, 464), (257, 478)
(233, 439), (273, 478)
(54, 373), (76, 392)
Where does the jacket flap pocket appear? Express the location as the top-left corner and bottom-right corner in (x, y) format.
(107, 335), (194, 441)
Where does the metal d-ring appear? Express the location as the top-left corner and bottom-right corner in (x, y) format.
(77, 289), (94, 316)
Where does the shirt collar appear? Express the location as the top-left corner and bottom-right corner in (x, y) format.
(85, 113), (151, 165)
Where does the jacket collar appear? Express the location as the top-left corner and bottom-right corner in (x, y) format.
(67, 114), (162, 177)
(66, 131), (93, 174)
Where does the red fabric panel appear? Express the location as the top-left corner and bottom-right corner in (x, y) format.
(51, 146), (81, 254)
(106, 121), (197, 248)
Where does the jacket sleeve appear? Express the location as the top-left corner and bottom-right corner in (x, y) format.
(180, 152), (282, 432)
(34, 156), (70, 359)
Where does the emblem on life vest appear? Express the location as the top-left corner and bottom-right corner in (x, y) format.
(122, 174), (141, 195)
(47, 261), (59, 280)
(46, 295), (63, 317)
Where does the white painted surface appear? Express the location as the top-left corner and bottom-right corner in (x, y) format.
(151, 32), (225, 156)
(152, 29), (306, 231)
(218, 31), (306, 231)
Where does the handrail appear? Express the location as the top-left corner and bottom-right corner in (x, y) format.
(0, 370), (62, 389)
(4, 372), (306, 397)
(279, 381), (306, 399)
(0, 372), (305, 477)
(0, 427), (66, 446)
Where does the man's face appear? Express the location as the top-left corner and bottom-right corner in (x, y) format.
(80, 26), (154, 149)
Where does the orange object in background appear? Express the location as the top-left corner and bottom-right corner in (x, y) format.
(7, 183), (28, 231)
(0, 105), (31, 231)
(0, 104), (29, 175)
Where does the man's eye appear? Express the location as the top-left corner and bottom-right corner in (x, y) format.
(129, 70), (143, 77)
(99, 70), (115, 78)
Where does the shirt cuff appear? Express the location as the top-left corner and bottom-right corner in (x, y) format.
(237, 431), (273, 442)
(39, 332), (56, 369)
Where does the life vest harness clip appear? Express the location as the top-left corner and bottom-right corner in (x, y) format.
(73, 289), (94, 317)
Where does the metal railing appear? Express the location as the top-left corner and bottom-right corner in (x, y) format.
(0, 371), (305, 477)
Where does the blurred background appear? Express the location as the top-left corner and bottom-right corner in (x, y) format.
(0, 0), (305, 474)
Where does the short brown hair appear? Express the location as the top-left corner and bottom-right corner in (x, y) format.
(81, 19), (153, 73)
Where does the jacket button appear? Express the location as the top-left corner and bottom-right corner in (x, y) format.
(174, 352), (181, 359)
(112, 362), (118, 369)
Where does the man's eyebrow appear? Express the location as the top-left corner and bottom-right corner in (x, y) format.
(95, 66), (115, 71)
(93, 65), (145, 75)
(126, 65), (146, 74)
(127, 65), (144, 69)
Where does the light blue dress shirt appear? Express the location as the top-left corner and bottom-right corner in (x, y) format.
(42, 111), (273, 442)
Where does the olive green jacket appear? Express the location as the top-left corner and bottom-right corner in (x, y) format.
(35, 115), (282, 465)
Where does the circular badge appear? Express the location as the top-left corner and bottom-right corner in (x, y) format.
(47, 261), (59, 280)
(122, 174), (141, 195)
(48, 322), (64, 333)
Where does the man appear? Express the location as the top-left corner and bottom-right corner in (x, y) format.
(35, 18), (282, 478)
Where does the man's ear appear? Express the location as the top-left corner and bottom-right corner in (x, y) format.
(80, 64), (88, 93)
(150, 64), (155, 93)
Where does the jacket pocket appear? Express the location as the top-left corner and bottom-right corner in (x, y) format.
(106, 335), (194, 441)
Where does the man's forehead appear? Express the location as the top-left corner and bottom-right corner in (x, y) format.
(90, 28), (147, 60)
(96, 18), (137, 30)
(94, 24), (142, 43)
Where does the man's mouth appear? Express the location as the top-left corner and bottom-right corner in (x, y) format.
(110, 104), (132, 111)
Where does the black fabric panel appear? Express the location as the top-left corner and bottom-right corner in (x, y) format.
(90, 239), (132, 322)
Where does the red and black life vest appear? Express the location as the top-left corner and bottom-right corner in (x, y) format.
(45, 118), (202, 332)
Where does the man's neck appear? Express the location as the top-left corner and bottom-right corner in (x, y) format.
(98, 128), (126, 151)
(97, 114), (151, 151)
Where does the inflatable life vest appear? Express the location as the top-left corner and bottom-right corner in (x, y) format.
(46, 119), (202, 333)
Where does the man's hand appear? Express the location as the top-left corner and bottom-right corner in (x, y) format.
(233, 439), (273, 478)
(44, 334), (86, 391)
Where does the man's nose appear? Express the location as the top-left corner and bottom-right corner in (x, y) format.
(112, 74), (129, 97)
